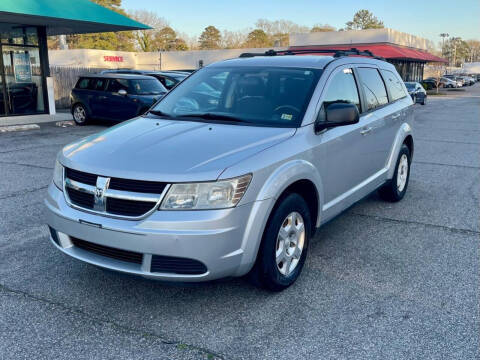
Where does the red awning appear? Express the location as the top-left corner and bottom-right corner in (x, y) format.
(288, 44), (447, 63)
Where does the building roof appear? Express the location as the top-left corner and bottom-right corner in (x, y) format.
(0, 0), (149, 36)
(288, 44), (447, 63)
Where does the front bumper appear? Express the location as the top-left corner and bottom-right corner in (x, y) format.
(45, 183), (271, 281)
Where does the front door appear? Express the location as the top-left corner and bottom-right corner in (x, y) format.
(1, 45), (45, 116)
(312, 66), (373, 207)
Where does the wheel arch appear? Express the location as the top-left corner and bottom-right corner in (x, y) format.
(386, 123), (414, 179)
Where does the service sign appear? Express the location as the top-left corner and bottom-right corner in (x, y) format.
(13, 52), (32, 83)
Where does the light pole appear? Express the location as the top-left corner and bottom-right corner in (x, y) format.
(451, 37), (460, 67)
(439, 33), (449, 56)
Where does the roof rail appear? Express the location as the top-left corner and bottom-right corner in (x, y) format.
(239, 48), (385, 61)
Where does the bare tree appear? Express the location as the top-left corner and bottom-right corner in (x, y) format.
(429, 64), (446, 94)
(311, 24), (336, 32)
(128, 10), (168, 51)
(221, 30), (248, 49)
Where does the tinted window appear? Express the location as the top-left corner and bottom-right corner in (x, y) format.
(76, 78), (90, 89)
(322, 68), (360, 110)
(128, 79), (166, 95)
(152, 67), (322, 127)
(357, 68), (388, 110)
(107, 78), (129, 93)
(404, 82), (415, 91)
(89, 78), (107, 91)
(381, 70), (407, 101)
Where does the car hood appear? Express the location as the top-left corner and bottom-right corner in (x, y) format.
(60, 117), (295, 182)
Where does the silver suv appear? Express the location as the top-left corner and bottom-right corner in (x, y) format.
(45, 50), (414, 291)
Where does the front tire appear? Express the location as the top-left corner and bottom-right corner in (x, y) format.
(249, 193), (311, 291)
(379, 144), (411, 202)
(72, 103), (89, 126)
(421, 96), (427, 105)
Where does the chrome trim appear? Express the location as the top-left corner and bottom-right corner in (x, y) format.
(63, 169), (170, 220)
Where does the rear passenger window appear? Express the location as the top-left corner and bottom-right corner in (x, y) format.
(381, 70), (407, 101)
(357, 68), (388, 110)
(322, 68), (360, 111)
(76, 78), (90, 89)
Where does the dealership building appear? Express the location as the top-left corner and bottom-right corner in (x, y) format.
(288, 28), (447, 81)
(0, 0), (147, 125)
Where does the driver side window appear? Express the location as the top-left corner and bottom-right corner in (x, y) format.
(322, 68), (360, 113)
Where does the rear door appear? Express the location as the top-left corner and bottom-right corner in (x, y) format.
(89, 77), (109, 116)
(354, 67), (393, 176)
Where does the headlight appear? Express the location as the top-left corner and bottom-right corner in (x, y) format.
(53, 160), (64, 191)
(160, 174), (252, 210)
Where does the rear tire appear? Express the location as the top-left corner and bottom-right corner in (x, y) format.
(379, 144), (411, 202)
(72, 103), (89, 126)
(248, 193), (311, 292)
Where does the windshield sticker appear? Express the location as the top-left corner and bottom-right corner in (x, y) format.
(281, 113), (293, 121)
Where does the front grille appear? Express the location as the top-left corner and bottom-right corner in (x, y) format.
(66, 188), (94, 209)
(65, 168), (97, 186)
(109, 177), (166, 194)
(106, 197), (157, 217)
(71, 237), (143, 264)
(150, 255), (207, 275)
(64, 167), (167, 218)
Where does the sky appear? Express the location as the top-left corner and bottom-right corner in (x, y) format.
(122, 0), (480, 45)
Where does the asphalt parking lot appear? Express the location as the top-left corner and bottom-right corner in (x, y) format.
(1, 85), (479, 360)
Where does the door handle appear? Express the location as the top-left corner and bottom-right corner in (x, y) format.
(360, 127), (372, 135)
(392, 114), (401, 120)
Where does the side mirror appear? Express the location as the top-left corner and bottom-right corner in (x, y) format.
(315, 102), (360, 133)
(117, 89), (127, 96)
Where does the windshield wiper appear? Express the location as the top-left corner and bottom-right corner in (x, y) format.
(148, 110), (174, 118)
(177, 113), (250, 123)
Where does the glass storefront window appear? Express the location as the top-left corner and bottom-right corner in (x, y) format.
(0, 24), (38, 46)
(2, 46), (44, 115)
(0, 24), (46, 116)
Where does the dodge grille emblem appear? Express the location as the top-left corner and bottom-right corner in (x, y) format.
(93, 176), (110, 212)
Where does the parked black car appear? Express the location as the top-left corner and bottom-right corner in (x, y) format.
(71, 74), (167, 125)
(101, 69), (189, 90)
(405, 82), (427, 105)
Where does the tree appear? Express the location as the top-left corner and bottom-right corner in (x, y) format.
(155, 27), (188, 51)
(255, 19), (309, 36)
(65, 0), (135, 51)
(244, 29), (270, 48)
(466, 40), (480, 62)
(428, 64), (446, 94)
(443, 37), (470, 67)
(199, 26), (222, 49)
(129, 10), (168, 51)
(345, 10), (384, 30)
(221, 30), (247, 49)
(311, 24), (336, 32)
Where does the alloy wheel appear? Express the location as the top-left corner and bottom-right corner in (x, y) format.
(397, 154), (409, 192)
(275, 211), (305, 276)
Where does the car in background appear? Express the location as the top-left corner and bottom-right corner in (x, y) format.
(405, 82), (427, 105)
(71, 74), (167, 125)
(420, 79), (437, 91)
(461, 76), (475, 86)
(440, 77), (458, 88)
(101, 69), (189, 90)
(444, 75), (464, 87)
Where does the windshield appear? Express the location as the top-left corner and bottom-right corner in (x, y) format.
(128, 79), (166, 95)
(151, 66), (322, 127)
(404, 82), (416, 91)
